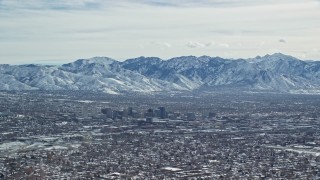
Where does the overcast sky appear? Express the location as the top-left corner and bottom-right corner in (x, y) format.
(0, 0), (319, 64)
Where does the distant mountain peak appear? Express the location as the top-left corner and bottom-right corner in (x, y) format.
(262, 53), (296, 60)
(169, 55), (197, 60)
(84, 57), (117, 64)
(62, 57), (117, 69)
(1, 54), (320, 94)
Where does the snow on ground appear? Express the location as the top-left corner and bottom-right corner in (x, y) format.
(162, 167), (182, 172)
(0, 142), (26, 151)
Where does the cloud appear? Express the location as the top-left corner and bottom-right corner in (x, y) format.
(0, 0), (107, 10)
(278, 39), (286, 43)
(185, 41), (215, 48)
(219, 43), (230, 48)
(0, 0), (310, 11)
(205, 41), (216, 47)
(161, 43), (172, 48)
(186, 41), (206, 48)
(128, 0), (310, 8)
(152, 42), (172, 48)
(1, 0), (320, 63)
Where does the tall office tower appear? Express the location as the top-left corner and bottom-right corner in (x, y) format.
(158, 107), (167, 119)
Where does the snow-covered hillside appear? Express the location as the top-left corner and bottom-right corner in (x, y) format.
(0, 53), (320, 94)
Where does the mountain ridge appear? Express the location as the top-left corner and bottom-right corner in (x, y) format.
(1, 53), (320, 94)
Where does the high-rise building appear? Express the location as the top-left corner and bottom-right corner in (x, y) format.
(187, 112), (196, 121)
(101, 108), (113, 119)
(209, 112), (216, 118)
(145, 108), (154, 117)
(81, 106), (88, 118)
(158, 107), (167, 119)
(146, 117), (153, 123)
(128, 107), (133, 117)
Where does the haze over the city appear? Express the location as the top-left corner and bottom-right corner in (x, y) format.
(0, 0), (319, 64)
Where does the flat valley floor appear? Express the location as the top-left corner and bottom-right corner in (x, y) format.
(0, 91), (320, 179)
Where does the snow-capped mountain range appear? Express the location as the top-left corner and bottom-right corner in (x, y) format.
(1, 53), (320, 94)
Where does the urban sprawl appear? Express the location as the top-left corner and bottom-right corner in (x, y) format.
(1, 91), (320, 179)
